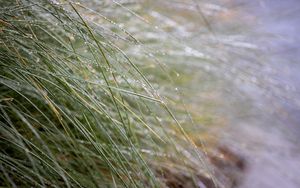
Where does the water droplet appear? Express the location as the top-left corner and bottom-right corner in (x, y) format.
(68, 34), (75, 41)
(51, 0), (61, 5)
(26, 34), (33, 39)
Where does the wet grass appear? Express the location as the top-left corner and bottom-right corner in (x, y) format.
(0, 0), (222, 187)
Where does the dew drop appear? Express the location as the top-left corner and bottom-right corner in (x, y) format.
(26, 34), (33, 39)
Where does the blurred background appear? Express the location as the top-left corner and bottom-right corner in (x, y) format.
(1, 0), (299, 187)
(137, 0), (300, 187)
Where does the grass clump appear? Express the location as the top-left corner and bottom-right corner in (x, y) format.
(0, 0), (217, 187)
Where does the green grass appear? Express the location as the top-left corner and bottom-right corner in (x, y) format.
(0, 0), (219, 187)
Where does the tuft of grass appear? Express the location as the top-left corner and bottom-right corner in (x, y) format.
(0, 0), (220, 187)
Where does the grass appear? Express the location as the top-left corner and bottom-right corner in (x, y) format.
(0, 0), (221, 187)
